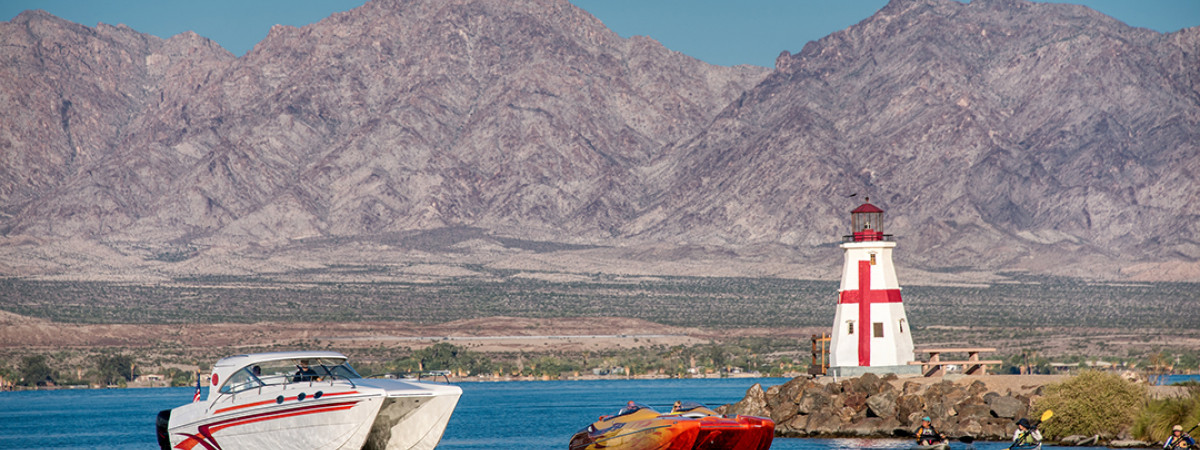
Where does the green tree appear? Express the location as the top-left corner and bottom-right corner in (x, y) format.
(390, 343), (494, 376)
(95, 354), (137, 385)
(19, 354), (54, 386)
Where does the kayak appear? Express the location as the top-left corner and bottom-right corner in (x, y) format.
(1011, 445), (1042, 450)
(910, 444), (949, 450)
(569, 401), (774, 450)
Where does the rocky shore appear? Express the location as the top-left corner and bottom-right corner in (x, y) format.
(719, 374), (1062, 440)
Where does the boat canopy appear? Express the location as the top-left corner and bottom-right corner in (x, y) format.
(206, 351), (359, 401)
(213, 351), (348, 368)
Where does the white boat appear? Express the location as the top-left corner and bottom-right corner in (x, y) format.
(156, 351), (461, 450)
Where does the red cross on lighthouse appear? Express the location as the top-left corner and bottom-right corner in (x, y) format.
(838, 260), (902, 366)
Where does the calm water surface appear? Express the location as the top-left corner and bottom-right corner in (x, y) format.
(0, 377), (1107, 449)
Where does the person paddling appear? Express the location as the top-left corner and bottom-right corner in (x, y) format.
(915, 416), (947, 446)
(1165, 424), (1197, 449)
(1012, 417), (1043, 447)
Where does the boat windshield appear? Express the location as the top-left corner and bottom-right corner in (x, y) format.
(616, 402), (654, 417)
(671, 401), (718, 416)
(218, 358), (361, 394)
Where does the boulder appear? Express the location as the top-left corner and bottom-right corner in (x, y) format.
(906, 411), (927, 428)
(955, 403), (991, 420)
(926, 380), (956, 397)
(843, 392), (869, 415)
(959, 394), (986, 406)
(806, 411), (846, 436)
(765, 384), (782, 398)
(765, 377), (810, 422)
(968, 380), (989, 396)
(847, 417), (886, 436)
(854, 415), (892, 436)
(943, 385), (969, 405)
(979, 417), (1013, 439)
(769, 376), (809, 406)
(925, 399), (955, 419)
(769, 397), (800, 423)
(778, 415), (809, 437)
(837, 405), (859, 423)
(877, 417), (904, 436)
(957, 416), (984, 438)
(1109, 439), (1153, 448)
(796, 387), (831, 415)
(1061, 434), (1099, 446)
(987, 395), (1023, 419)
(867, 391), (898, 418)
(853, 372), (883, 394)
(725, 383), (770, 417)
(896, 394), (926, 425)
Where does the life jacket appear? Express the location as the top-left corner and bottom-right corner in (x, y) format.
(916, 425), (940, 444)
(1167, 434), (1194, 449)
(1016, 430), (1038, 445)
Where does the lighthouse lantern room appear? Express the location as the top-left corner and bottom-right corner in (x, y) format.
(828, 199), (919, 377)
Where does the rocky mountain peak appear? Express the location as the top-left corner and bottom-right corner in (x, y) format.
(635, 0), (1200, 278)
(1, 0), (766, 247)
(0, 1), (1195, 281)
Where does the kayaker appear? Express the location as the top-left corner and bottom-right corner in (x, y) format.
(1012, 418), (1042, 447)
(1164, 424), (1196, 449)
(915, 416), (947, 446)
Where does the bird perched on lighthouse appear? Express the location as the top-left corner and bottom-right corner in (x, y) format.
(828, 198), (918, 376)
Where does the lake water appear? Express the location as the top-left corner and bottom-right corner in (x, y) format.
(0, 377), (1106, 449)
(1158, 374), (1200, 385)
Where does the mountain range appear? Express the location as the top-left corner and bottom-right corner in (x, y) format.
(1, 0), (1197, 282)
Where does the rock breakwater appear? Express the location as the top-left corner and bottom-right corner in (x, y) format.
(719, 374), (1057, 440)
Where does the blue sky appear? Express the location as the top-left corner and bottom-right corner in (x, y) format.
(3, 0), (1197, 67)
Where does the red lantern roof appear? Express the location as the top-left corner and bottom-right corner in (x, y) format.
(851, 202), (884, 214)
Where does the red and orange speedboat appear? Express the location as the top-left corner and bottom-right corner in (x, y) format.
(568, 401), (774, 450)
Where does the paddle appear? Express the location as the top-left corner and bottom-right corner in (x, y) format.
(1037, 409), (1054, 426)
(1008, 410), (1054, 449)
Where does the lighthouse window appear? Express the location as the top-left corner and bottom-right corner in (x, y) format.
(847, 321), (855, 335)
(870, 254), (876, 265)
(873, 322), (884, 338)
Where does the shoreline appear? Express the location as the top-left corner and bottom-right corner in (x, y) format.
(3, 371), (797, 391)
(12, 371), (1197, 391)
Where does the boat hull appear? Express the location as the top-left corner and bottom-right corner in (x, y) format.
(570, 409), (773, 450)
(569, 419), (700, 450)
(693, 415), (774, 450)
(162, 380), (460, 450)
(168, 395), (382, 450)
(363, 393), (460, 450)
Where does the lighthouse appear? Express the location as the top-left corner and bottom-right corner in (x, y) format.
(828, 199), (919, 377)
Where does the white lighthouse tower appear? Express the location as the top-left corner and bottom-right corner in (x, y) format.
(828, 199), (918, 377)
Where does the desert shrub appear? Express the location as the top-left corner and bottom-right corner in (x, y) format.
(1132, 388), (1200, 443)
(1034, 371), (1147, 439)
